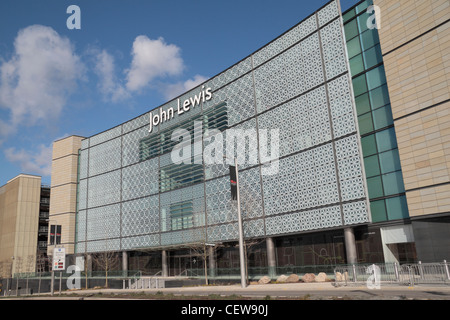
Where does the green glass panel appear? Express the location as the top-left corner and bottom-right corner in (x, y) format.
(367, 176), (384, 199)
(358, 112), (374, 135)
(350, 54), (364, 76)
(378, 149), (401, 174)
(352, 74), (367, 96)
(366, 65), (386, 90)
(372, 105), (393, 129)
(356, 0), (373, 13)
(370, 199), (387, 222)
(343, 8), (356, 23)
(357, 15), (369, 34)
(344, 19), (359, 41)
(363, 44), (383, 69)
(361, 134), (377, 156)
(369, 84), (390, 109)
(364, 154), (380, 177)
(355, 93), (371, 115)
(347, 36), (361, 59)
(376, 127), (397, 152)
(382, 171), (405, 196)
(360, 28), (379, 51)
(386, 196), (409, 220)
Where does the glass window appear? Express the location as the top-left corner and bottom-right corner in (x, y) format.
(357, 14), (369, 34)
(363, 44), (383, 69)
(364, 154), (380, 177)
(347, 36), (361, 59)
(360, 28), (379, 51)
(369, 84), (390, 110)
(350, 54), (364, 76)
(358, 112), (374, 135)
(382, 171), (405, 195)
(376, 127), (397, 152)
(352, 74), (367, 96)
(370, 199), (387, 222)
(356, 0), (373, 14)
(378, 149), (401, 174)
(367, 176), (384, 199)
(343, 9), (356, 24)
(355, 93), (371, 116)
(366, 65), (386, 90)
(386, 196), (409, 220)
(170, 200), (194, 230)
(372, 104), (393, 129)
(361, 134), (377, 156)
(344, 19), (359, 41)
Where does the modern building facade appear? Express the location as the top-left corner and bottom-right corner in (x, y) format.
(48, 0), (449, 277)
(47, 135), (84, 259)
(0, 174), (50, 277)
(372, 0), (450, 262)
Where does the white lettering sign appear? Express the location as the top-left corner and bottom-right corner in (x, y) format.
(148, 86), (212, 133)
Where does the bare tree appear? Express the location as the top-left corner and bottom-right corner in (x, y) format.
(14, 256), (23, 294)
(91, 250), (119, 288)
(185, 223), (222, 285)
(25, 255), (35, 293)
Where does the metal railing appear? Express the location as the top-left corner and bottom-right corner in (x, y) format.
(333, 261), (450, 287)
(128, 271), (164, 289)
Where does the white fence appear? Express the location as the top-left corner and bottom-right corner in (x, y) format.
(333, 261), (450, 287)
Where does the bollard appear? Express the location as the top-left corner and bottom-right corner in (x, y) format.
(394, 262), (399, 282)
(418, 261), (424, 280)
(444, 260), (450, 281)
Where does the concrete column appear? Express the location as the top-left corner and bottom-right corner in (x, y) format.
(344, 227), (358, 264)
(266, 237), (276, 279)
(162, 250), (168, 277)
(86, 254), (92, 276)
(122, 251), (128, 276)
(208, 246), (216, 278)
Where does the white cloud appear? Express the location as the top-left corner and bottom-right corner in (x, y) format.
(4, 143), (53, 177)
(125, 36), (184, 92)
(162, 74), (209, 100)
(93, 49), (129, 102)
(0, 25), (84, 138)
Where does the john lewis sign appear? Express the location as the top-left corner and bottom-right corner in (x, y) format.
(148, 86), (212, 133)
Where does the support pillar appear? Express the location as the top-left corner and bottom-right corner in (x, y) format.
(344, 227), (358, 264)
(266, 237), (276, 279)
(122, 251), (128, 276)
(162, 250), (168, 277)
(208, 246), (216, 278)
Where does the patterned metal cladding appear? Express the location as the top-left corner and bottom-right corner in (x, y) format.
(75, 0), (370, 254)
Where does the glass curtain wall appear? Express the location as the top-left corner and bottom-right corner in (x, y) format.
(344, 0), (409, 223)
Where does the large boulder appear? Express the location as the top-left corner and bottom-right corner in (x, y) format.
(286, 274), (300, 283)
(301, 273), (316, 283)
(315, 272), (329, 282)
(258, 276), (271, 284)
(335, 271), (348, 282)
(276, 275), (288, 283)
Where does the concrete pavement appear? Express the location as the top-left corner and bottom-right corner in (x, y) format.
(10, 281), (450, 300)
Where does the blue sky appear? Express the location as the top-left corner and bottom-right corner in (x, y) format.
(0, 0), (358, 186)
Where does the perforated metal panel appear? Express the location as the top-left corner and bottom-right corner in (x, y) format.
(75, 0), (370, 254)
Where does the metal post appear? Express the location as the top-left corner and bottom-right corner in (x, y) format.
(59, 271), (62, 295)
(418, 261), (424, 280)
(235, 158), (247, 288)
(394, 262), (399, 282)
(444, 260), (450, 281)
(50, 271), (54, 296)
